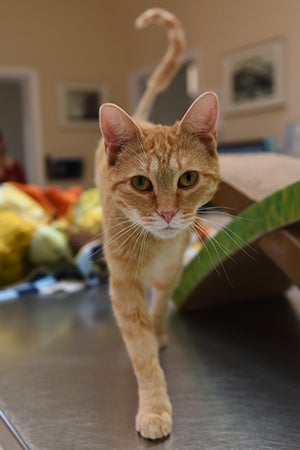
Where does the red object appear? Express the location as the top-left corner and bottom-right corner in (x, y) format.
(0, 160), (26, 183)
(43, 186), (83, 217)
(12, 183), (83, 218)
(12, 183), (57, 216)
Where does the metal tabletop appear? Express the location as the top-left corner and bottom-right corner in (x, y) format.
(0, 284), (299, 450)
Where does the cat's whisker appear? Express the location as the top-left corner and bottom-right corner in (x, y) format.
(122, 229), (149, 289)
(73, 230), (103, 249)
(183, 215), (195, 222)
(103, 221), (138, 245)
(192, 223), (224, 278)
(106, 224), (142, 260)
(189, 224), (204, 275)
(190, 223), (214, 267)
(119, 227), (146, 281)
(69, 216), (135, 253)
(103, 218), (134, 233)
(130, 228), (149, 291)
(206, 236), (234, 287)
(140, 216), (155, 224)
(191, 222), (235, 286)
(104, 216), (132, 221)
(208, 235), (237, 264)
(102, 222), (141, 253)
(181, 217), (194, 226)
(199, 209), (259, 223)
(200, 216), (258, 260)
(199, 205), (237, 212)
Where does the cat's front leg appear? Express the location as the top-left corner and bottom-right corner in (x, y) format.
(110, 277), (172, 440)
(150, 241), (187, 350)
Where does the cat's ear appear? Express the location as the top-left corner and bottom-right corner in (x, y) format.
(99, 103), (141, 164)
(180, 92), (219, 148)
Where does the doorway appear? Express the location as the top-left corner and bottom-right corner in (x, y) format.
(130, 56), (199, 125)
(0, 67), (45, 185)
(0, 80), (25, 169)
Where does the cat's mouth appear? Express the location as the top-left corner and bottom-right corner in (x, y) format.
(155, 225), (183, 239)
(142, 217), (191, 239)
(161, 225), (179, 232)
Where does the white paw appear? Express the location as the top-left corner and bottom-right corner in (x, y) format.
(136, 411), (172, 440)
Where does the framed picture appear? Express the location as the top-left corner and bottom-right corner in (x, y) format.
(223, 38), (285, 114)
(59, 82), (107, 127)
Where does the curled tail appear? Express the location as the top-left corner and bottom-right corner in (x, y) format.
(134, 8), (186, 121)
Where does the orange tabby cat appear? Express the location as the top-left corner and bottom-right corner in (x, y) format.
(95, 8), (220, 440)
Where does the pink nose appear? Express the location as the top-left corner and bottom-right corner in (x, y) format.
(157, 210), (177, 224)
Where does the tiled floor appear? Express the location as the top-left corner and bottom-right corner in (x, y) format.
(0, 284), (300, 449)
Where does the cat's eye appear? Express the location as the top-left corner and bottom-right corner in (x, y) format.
(178, 171), (198, 189)
(131, 175), (153, 192)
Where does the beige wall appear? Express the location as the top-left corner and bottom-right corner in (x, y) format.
(0, 0), (130, 187)
(123, 0), (300, 144)
(0, 0), (299, 186)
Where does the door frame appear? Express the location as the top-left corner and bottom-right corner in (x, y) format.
(0, 66), (45, 184)
(129, 51), (200, 116)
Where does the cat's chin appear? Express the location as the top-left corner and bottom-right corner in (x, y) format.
(151, 226), (184, 240)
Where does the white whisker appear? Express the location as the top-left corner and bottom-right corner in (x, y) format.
(201, 216), (258, 260)
(190, 223), (222, 278)
(191, 222), (234, 286)
(104, 222), (140, 253)
(199, 209), (259, 223)
(109, 226), (141, 256)
(119, 227), (146, 281)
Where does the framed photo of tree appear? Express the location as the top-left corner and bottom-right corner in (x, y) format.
(223, 38), (285, 114)
(59, 82), (107, 128)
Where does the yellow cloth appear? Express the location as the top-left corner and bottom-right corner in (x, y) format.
(0, 210), (35, 286)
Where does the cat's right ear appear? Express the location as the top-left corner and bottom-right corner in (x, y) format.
(99, 103), (141, 165)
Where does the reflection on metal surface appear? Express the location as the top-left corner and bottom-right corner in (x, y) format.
(0, 410), (29, 450)
(0, 286), (299, 449)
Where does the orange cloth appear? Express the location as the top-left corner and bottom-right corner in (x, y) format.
(43, 186), (83, 217)
(12, 183), (83, 218)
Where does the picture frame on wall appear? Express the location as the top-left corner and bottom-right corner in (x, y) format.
(59, 82), (107, 128)
(223, 38), (285, 114)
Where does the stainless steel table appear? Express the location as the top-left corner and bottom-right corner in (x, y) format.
(0, 284), (299, 450)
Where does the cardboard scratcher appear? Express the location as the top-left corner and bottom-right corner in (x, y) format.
(174, 153), (300, 310)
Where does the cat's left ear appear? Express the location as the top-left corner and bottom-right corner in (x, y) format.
(180, 92), (219, 146)
(99, 103), (141, 164)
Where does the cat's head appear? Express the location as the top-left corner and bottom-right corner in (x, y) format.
(99, 92), (220, 240)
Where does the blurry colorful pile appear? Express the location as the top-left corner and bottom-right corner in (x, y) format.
(0, 182), (103, 287)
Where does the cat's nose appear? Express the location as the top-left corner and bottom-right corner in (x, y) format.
(157, 209), (177, 224)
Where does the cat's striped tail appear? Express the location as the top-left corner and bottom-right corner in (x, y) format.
(134, 8), (186, 121)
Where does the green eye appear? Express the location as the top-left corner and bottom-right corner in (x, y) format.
(178, 171), (198, 188)
(131, 175), (153, 192)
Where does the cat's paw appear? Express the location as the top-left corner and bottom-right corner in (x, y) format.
(135, 411), (172, 440)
